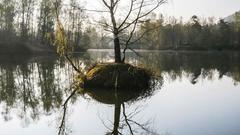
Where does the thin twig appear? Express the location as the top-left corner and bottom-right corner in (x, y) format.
(58, 89), (77, 135)
(122, 103), (134, 135)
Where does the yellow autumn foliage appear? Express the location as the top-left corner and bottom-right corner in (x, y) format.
(54, 18), (72, 56)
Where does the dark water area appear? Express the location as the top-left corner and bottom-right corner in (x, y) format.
(0, 51), (240, 135)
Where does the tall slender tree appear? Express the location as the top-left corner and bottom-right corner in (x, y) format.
(38, 0), (55, 45)
(2, 0), (15, 32)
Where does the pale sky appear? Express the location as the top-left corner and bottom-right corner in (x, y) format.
(84, 0), (240, 21)
(169, 0), (240, 20)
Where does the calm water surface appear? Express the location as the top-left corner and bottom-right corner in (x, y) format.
(0, 51), (240, 135)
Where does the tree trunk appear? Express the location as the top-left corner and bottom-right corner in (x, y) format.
(114, 34), (122, 63)
(109, 2), (122, 63)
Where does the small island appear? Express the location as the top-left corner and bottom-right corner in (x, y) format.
(84, 63), (151, 89)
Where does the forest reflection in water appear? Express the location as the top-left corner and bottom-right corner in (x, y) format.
(0, 51), (240, 135)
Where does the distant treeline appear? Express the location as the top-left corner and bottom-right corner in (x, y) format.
(135, 14), (240, 50)
(0, 0), (240, 54)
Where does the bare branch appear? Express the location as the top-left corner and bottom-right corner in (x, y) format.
(128, 119), (158, 134)
(65, 54), (81, 74)
(118, 0), (134, 30)
(119, 0), (166, 33)
(122, 103), (134, 135)
(129, 23), (162, 45)
(102, 0), (111, 9)
(122, 0), (144, 62)
(58, 89), (77, 135)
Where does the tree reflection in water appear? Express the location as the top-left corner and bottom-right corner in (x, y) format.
(0, 55), (76, 126)
(0, 51), (240, 134)
(58, 88), (78, 135)
(58, 75), (163, 135)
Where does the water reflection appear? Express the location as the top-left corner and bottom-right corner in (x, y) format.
(0, 51), (240, 134)
(57, 74), (162, 135)
(138, 51), (240, 84)
(0, 55), (74, 125)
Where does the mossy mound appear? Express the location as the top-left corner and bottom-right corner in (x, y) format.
(84, 63), (151, 89)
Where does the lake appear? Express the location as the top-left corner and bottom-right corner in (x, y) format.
(0, 50), (240, 135)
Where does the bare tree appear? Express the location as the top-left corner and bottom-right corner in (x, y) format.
(100, 0), (166, 63)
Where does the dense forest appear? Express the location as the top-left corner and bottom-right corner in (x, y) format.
(137, 14), (240, 50)
(0, 0), (240, 54)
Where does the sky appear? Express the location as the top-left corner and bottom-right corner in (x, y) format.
(84, 0), (240, 21)
(169, 0), (240, 20)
